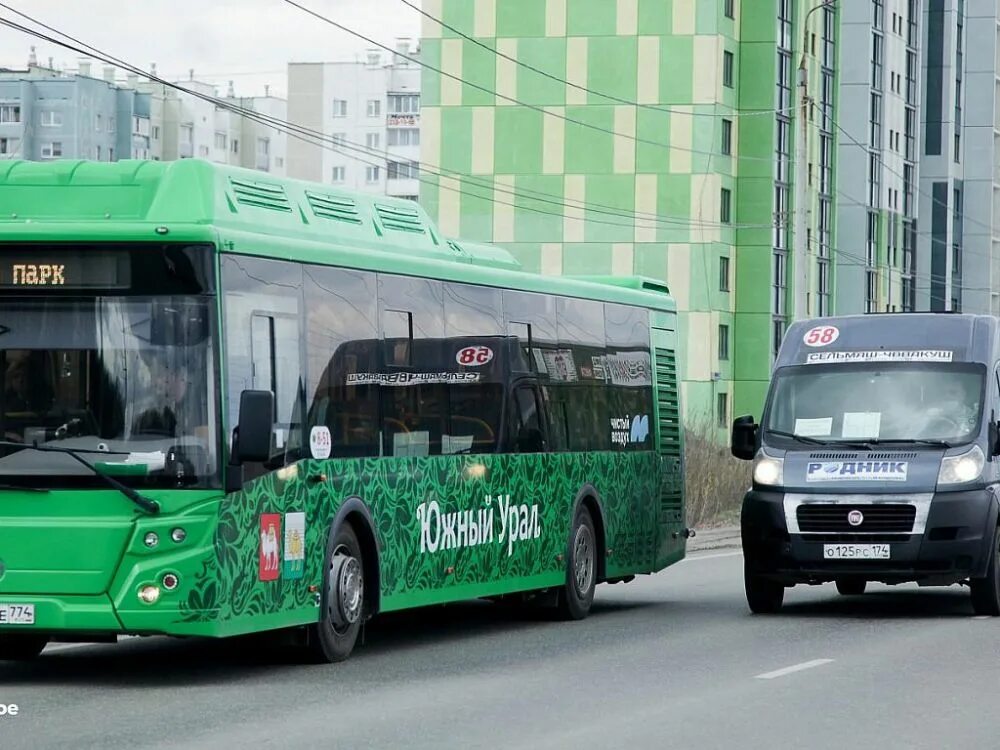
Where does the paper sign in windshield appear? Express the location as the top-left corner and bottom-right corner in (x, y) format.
(806, 461), (908, 482)
(806, 350), (953, 364)
(842, 412), (882, 439)
(794, 417), (833, 436)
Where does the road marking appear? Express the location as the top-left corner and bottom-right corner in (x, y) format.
(755, 659), (834, 680)
(972, 615), (992, 620)
(682, 550), (743, 562)
(44, 643), (96, 653)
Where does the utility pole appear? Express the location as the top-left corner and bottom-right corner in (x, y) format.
(793, 0), (835, 322)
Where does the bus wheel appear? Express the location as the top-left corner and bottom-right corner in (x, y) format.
(0, 634), (48, 661)
(307, 523), (366, 663)
(744, 558), (784, 614)
(970, 527), (1000, 616)
(556, 505), (597, 620)
(835, 579), (866, 596)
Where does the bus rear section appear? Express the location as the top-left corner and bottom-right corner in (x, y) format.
(0, 243), (226, 658)
(731, 314), (1000, 615)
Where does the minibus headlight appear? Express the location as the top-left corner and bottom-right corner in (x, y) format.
(753, 451), (784, 486)
(938, 445), (985, 485)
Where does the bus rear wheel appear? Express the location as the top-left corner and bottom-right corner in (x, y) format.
(0, 633), (48, 661)
(556, 505), (597, 620)
(307, 523), (366, 663)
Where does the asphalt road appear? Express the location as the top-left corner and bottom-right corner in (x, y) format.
(1, 546), (997, 749)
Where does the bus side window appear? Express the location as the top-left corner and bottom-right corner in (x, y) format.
(542, 386), (569, 451)
(511, 385), (546, 453)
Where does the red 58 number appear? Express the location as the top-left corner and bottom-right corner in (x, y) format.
(456, 346), (494, 366)
(803, 325), (839, 347)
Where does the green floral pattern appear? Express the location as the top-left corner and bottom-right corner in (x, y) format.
(181, 452), (673, 625)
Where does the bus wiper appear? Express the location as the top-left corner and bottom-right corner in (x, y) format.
(0, 484), (49, 493)
(0, 441), (159, 514)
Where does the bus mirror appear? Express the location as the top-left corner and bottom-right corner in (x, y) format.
(235, 390), (275, 464)
(731, 416), (757, 461)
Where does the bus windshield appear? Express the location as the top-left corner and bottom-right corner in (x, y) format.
(765, 363), (986, 445)
(0, 296), (218, 487)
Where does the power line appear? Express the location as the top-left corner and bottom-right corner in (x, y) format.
(397, 0), (791, 121)
(0, 11), (775, 234)
(278, 0), (779, 163)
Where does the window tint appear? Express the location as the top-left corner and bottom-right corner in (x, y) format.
(511, 385), (545, 453)
(303, 265), (379, 458)
(221, 255), (305, 466)
(378, 275), (446, 456)
(503, 290), (556, 373)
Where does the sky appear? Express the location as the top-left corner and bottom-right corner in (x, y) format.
(0, 0), (423, 98)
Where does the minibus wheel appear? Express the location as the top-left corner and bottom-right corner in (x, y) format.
(970, 527), (1000, 616)
(0, 634), (48, 661)
(744, 558), (784, 614)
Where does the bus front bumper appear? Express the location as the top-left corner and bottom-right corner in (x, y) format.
(741, 488), (998, 587)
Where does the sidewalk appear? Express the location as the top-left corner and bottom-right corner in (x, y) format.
(688, 525), (741, 553)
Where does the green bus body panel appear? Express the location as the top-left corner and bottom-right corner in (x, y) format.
(0, 160), (682, 639)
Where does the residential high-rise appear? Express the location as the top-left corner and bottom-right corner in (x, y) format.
(419, 0), (837, 426)
(287, 40), (421, 198)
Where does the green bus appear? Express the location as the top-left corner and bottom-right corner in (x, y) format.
(0, 160), (685, 662)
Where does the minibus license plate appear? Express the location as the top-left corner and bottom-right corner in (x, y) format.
(823, 544), (890, 560)
(0, 604), (35, 625)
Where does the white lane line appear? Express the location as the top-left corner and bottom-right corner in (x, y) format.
(682, 550), (743, 562)
(44, 643), (96, 652)
(755, 659), (834, 680)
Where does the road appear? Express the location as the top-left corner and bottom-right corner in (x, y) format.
(1, 546), (997, 749)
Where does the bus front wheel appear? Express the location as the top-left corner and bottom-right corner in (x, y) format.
(307, 523), (366, 663)
(0, 633), (48, 661)
(556, 505), (597, 620)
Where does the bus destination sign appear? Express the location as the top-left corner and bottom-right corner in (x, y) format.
(0, 253), (126, 289)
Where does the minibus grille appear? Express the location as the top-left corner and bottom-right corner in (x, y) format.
(797, 504), (916, 533)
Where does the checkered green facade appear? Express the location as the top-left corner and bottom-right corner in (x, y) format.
(420, 0), (837, 430)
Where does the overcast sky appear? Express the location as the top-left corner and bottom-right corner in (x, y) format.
(0, 0), (422, 98)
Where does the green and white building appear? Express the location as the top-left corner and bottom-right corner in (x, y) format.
(418, 0), (840, 429)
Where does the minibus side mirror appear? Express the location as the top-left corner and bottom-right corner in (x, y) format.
(731, 415), (758, 461)
(233, 390), (275, 464)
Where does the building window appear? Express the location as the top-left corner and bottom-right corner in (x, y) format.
(717, 392), (729, 428)
(387, 160), (420, 180)
(0, 137), (20, 156)
(332, 166), (346, 183)
(723, 51), (734, 88)
(0, 104), (21, 123)
(871, 32), (883, 90)
(365, 166), (380, 183)
(388, 94), (420, 114)
(180, 125), (193, 145)
(721, 118), (732, 155)
(720, 188), (732, 224)
(40, 142), (62, 159)
(257, 138), (270, 157)
(95, 114), (103, 132)
(719, 256), (730, 292)
(365, 132), (381, 150)
(152, 126), (161, 141)
(332, 99), (348, 117)
(96, 145), (102, 161)
(214, 132), (227, 150)
(108, 118), (116, 134)
(388, 128), (420, 147)
(199, 145), (210, 157)
(367, 99), (381, 118)
(718, 324), (730, 361)
(724, 0), (734, 19)
(332, 132), (346, 147)
(232, 138), (240, 154)
(40, 110), (62, 127)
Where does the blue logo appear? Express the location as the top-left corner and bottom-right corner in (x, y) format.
(630, 415), (649, 443)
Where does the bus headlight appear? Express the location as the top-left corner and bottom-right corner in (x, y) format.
(938, 445), (985, 486)
(753, 451), (784, 487)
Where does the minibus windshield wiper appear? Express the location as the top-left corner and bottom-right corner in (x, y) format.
(765, 429), (829, 446)
(0, 441), (159, 514)
(862, 438), (954, 449)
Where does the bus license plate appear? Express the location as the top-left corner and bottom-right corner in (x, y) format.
(0, 604), (35, 625)
(823, 544), (890, 560)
